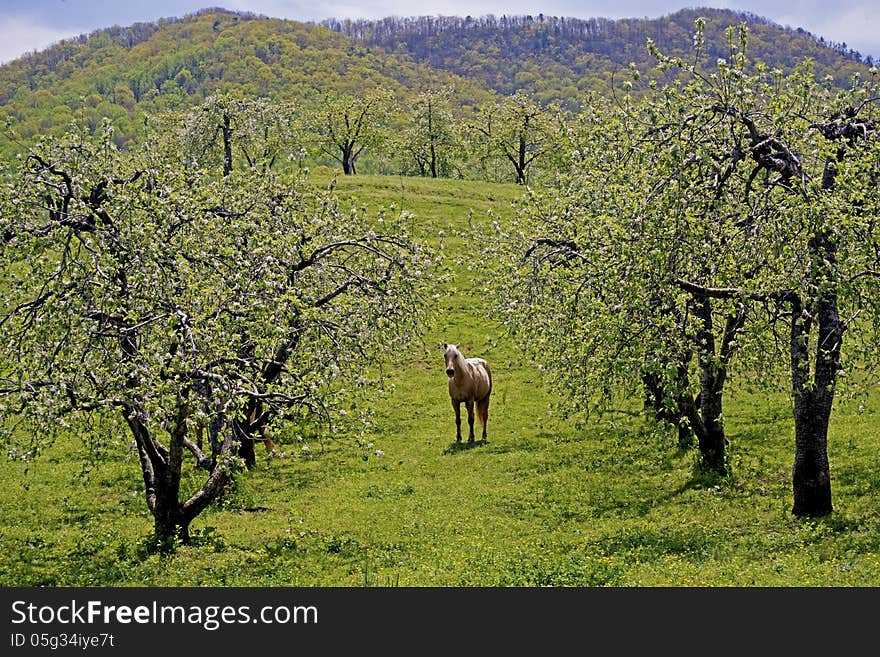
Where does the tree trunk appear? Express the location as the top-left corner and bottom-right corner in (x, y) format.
(641, 299), (696, 448)
(124, 408), (178, 549)
(642, 295), (744, 475)
(692, 296), (730, 475)
(643, 366), (695, 448)
(236, 397), (280, 468)
(789, 231), (840, 517)
(788, 152), (842, 517)
(152, 487), (187, 550)
(237, 420), (257, 468)
(428, 102), (439, 178)
(789, 300), (834, 516)
(235, 326), (300, 467)
(222, 112), (233, 177)
(340, 143), (357, 175)
(516, 134), (527, 184)
(125, 401), (233, 550)
(696, 381), (726, 474)
(792, 389), (833, 516)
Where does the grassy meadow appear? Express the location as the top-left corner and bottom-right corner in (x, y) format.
(1, 173), (879, 587)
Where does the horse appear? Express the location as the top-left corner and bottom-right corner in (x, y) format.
(444, 343), (492, 443)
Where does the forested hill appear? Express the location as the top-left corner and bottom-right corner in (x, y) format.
(0, 7), (870, 152)
(0, 9), (490, 151)
(324, 8), (870, 106)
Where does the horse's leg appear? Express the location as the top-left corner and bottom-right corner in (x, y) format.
(453, 400), (462, 442)
(259, 424), (277, 454)
(466, 400), (475, 443)
(478, 396), (489, 441)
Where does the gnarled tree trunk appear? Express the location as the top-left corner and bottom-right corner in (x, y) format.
(788, 230), (840, 517)
(124, 400), (233, 550)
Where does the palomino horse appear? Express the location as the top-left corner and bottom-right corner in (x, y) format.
(444, 343), (492, 443)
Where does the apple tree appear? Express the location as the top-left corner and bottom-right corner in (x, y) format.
(0, 119), (434, 547)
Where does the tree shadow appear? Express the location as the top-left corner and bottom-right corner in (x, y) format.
(675, 469), (729, 495)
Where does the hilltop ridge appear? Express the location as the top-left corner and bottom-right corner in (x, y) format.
(0, 7), (870, 153)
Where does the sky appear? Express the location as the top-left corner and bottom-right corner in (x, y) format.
(0, 0), (878, 65)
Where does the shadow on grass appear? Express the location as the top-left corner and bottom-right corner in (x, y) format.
(443, 439), (488, 455)
(478, 434), (548, 454)
(675, 468), (730, 495)
(583, 486), (699, 520)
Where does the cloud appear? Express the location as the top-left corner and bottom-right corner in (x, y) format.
(0, 16), (80, 65)
(222, 0), (657, 22)
(790, 6), (880, 57)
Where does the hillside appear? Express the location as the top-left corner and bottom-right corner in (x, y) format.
(0, 9), (490, 152)
(326, 8), (870, 107)
(0, 7), (870, 154)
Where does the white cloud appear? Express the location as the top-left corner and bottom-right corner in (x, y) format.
(0, 17), (80, 65)
(788, 6), (880, 57)
(223, 0), (664, 22)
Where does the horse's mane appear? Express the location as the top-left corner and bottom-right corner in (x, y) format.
(447, 344), (466, 365)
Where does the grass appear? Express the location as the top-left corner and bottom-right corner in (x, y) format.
(1, 172), (879, 586)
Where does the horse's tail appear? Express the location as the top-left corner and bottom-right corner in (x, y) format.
(478, 361), (492, 429)
(477, 395), (490, 427)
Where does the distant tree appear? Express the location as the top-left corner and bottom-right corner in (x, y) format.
(308, 90), (394, 175)
(167, 94), (303, 176)
(397, 87), (461, 178)
(468, 90), (563, 184)
(0, 121), (433, 547)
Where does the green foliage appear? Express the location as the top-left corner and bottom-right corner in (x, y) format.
(0, 114), (435, 543)
(0, 10), (490, 161)
(393, 86), (464, 178)
(1, 8), (879, 584)
(482, 19), (880, 509)
(1, 174), (879, 586)
(162, 93), (305, 174)
(0, 7), (871, 169)
(329, 9), (870, 109)
(466, 90), (567, 184)
(305, 89), (395, 174)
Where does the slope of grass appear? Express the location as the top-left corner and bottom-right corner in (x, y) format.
(1, 173), (879, 587)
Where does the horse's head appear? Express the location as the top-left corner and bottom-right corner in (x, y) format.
(443, 343), (460, 378)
